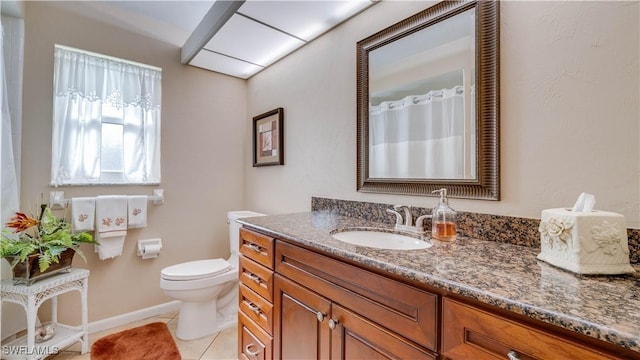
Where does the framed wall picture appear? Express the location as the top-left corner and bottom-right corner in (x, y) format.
(253, 107), (284, 167)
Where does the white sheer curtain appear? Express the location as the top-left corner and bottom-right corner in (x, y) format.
(51, 45), (161, 186)
(2, 15), (28, 341)
(369, 86), (468, 179)
(1, 17), (20, 225)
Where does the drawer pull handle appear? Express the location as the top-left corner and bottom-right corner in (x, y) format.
(248, 243), (262, 252)
(328, 319), (339, 330)
(245, 343), (262, 357)
(316, 312), (325, 322)
(247, 302), (261, 314)
(507, 350), (520, 360)
(247, 273), (261, 283)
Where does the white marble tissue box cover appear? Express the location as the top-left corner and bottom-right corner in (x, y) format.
(537, 208), (634, 275)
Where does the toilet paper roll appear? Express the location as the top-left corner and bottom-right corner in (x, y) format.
(141, 244), (161, 259)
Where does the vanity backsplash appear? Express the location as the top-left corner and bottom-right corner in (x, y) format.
(311, 197), (640, 264)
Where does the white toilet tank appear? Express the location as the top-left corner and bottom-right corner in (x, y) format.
(227, 211), (265, 260)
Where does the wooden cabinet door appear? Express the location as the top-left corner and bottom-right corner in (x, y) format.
(442, 298), (620, 360)
(329, 304), (436, 360)
(274, 274), (332, 359)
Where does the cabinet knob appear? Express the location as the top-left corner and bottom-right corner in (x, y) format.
(316, 312), (325, 322)
(507, 350), (520, 360)
(247, 302), (261, 314)
(245, 343), (262, 357)
(328, 319), (339, 330)
(247, 273), (261, 284)
(247, 243), (262, 252)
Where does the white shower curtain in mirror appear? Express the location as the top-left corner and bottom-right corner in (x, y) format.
(369, 86), (469, 179)
(52, 45), (161, 185)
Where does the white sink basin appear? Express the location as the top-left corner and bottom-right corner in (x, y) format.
(331, 230), (431, 250)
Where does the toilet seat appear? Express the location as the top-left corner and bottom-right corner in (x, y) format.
(161, 259), (231, 281)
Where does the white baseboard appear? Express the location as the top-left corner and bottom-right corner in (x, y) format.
(88, 300), (181, 334)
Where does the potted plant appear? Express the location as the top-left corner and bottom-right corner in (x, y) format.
(0, 203), (96, 284)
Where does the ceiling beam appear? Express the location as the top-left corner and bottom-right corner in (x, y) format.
(181, 0), (245, 64)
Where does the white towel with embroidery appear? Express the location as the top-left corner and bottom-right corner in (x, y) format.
(95, 195), (128, 260)
(71, 197), (95, 232)
(127, 195), (148, 228)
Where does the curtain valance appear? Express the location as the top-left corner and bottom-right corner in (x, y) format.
(53, 46), (162, 110)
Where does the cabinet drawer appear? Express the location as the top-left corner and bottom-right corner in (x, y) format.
(240, 228), (274, 269)
(240, 283), (273, 335)
(240, 256), (274, 302)
(239, 311), (273, 360)
(331, 303), (436, 359)
(276, 240), (437, 351)
(442, 298), (619, 360)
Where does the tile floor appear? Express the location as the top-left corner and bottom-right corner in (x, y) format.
(46, 312), (238, 360)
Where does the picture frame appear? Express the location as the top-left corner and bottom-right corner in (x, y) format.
(252, 107), (284, 167)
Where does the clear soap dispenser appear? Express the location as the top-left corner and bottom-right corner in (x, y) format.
(431, 188), (457, 242)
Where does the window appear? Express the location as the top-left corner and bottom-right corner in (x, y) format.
(51, 45), (161, 186)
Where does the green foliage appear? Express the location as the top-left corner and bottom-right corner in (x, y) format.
(1, 206), (97, 272)
(0, 230), (39, 262)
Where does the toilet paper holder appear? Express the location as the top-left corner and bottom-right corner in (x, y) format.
(137, 238), (162, 259)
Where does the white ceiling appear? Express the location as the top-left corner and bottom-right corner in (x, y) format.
(104, 1), (215, 32)
(45, 0), (377, 79)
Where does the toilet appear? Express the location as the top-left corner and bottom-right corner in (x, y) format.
(160, 210), (265, 340)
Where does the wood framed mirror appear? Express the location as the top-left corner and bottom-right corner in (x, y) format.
(356, 0), (499, 200)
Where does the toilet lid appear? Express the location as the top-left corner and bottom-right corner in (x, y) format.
(161, 259), (231, 281)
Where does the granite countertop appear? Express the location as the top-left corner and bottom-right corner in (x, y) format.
(239, 211), (640, 354)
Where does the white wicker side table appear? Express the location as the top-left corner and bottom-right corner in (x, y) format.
(1, 268), (89, 360)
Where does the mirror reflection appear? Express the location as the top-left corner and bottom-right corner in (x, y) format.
(356, 0), (499, 200)
(369, 9), (476, 179)
(368, 8), (476, 180)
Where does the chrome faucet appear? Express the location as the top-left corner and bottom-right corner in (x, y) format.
(386, 207), (404, 226)
(386, 205), (431, 234)
(415, 214), (432, 233)
(395, 205), (413, 226)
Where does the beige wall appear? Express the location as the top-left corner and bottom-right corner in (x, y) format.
(22, 2), (247, 323)
(245, 1), (640, 228)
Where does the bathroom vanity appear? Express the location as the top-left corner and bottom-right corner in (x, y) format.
(236, 212), (640, 359)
